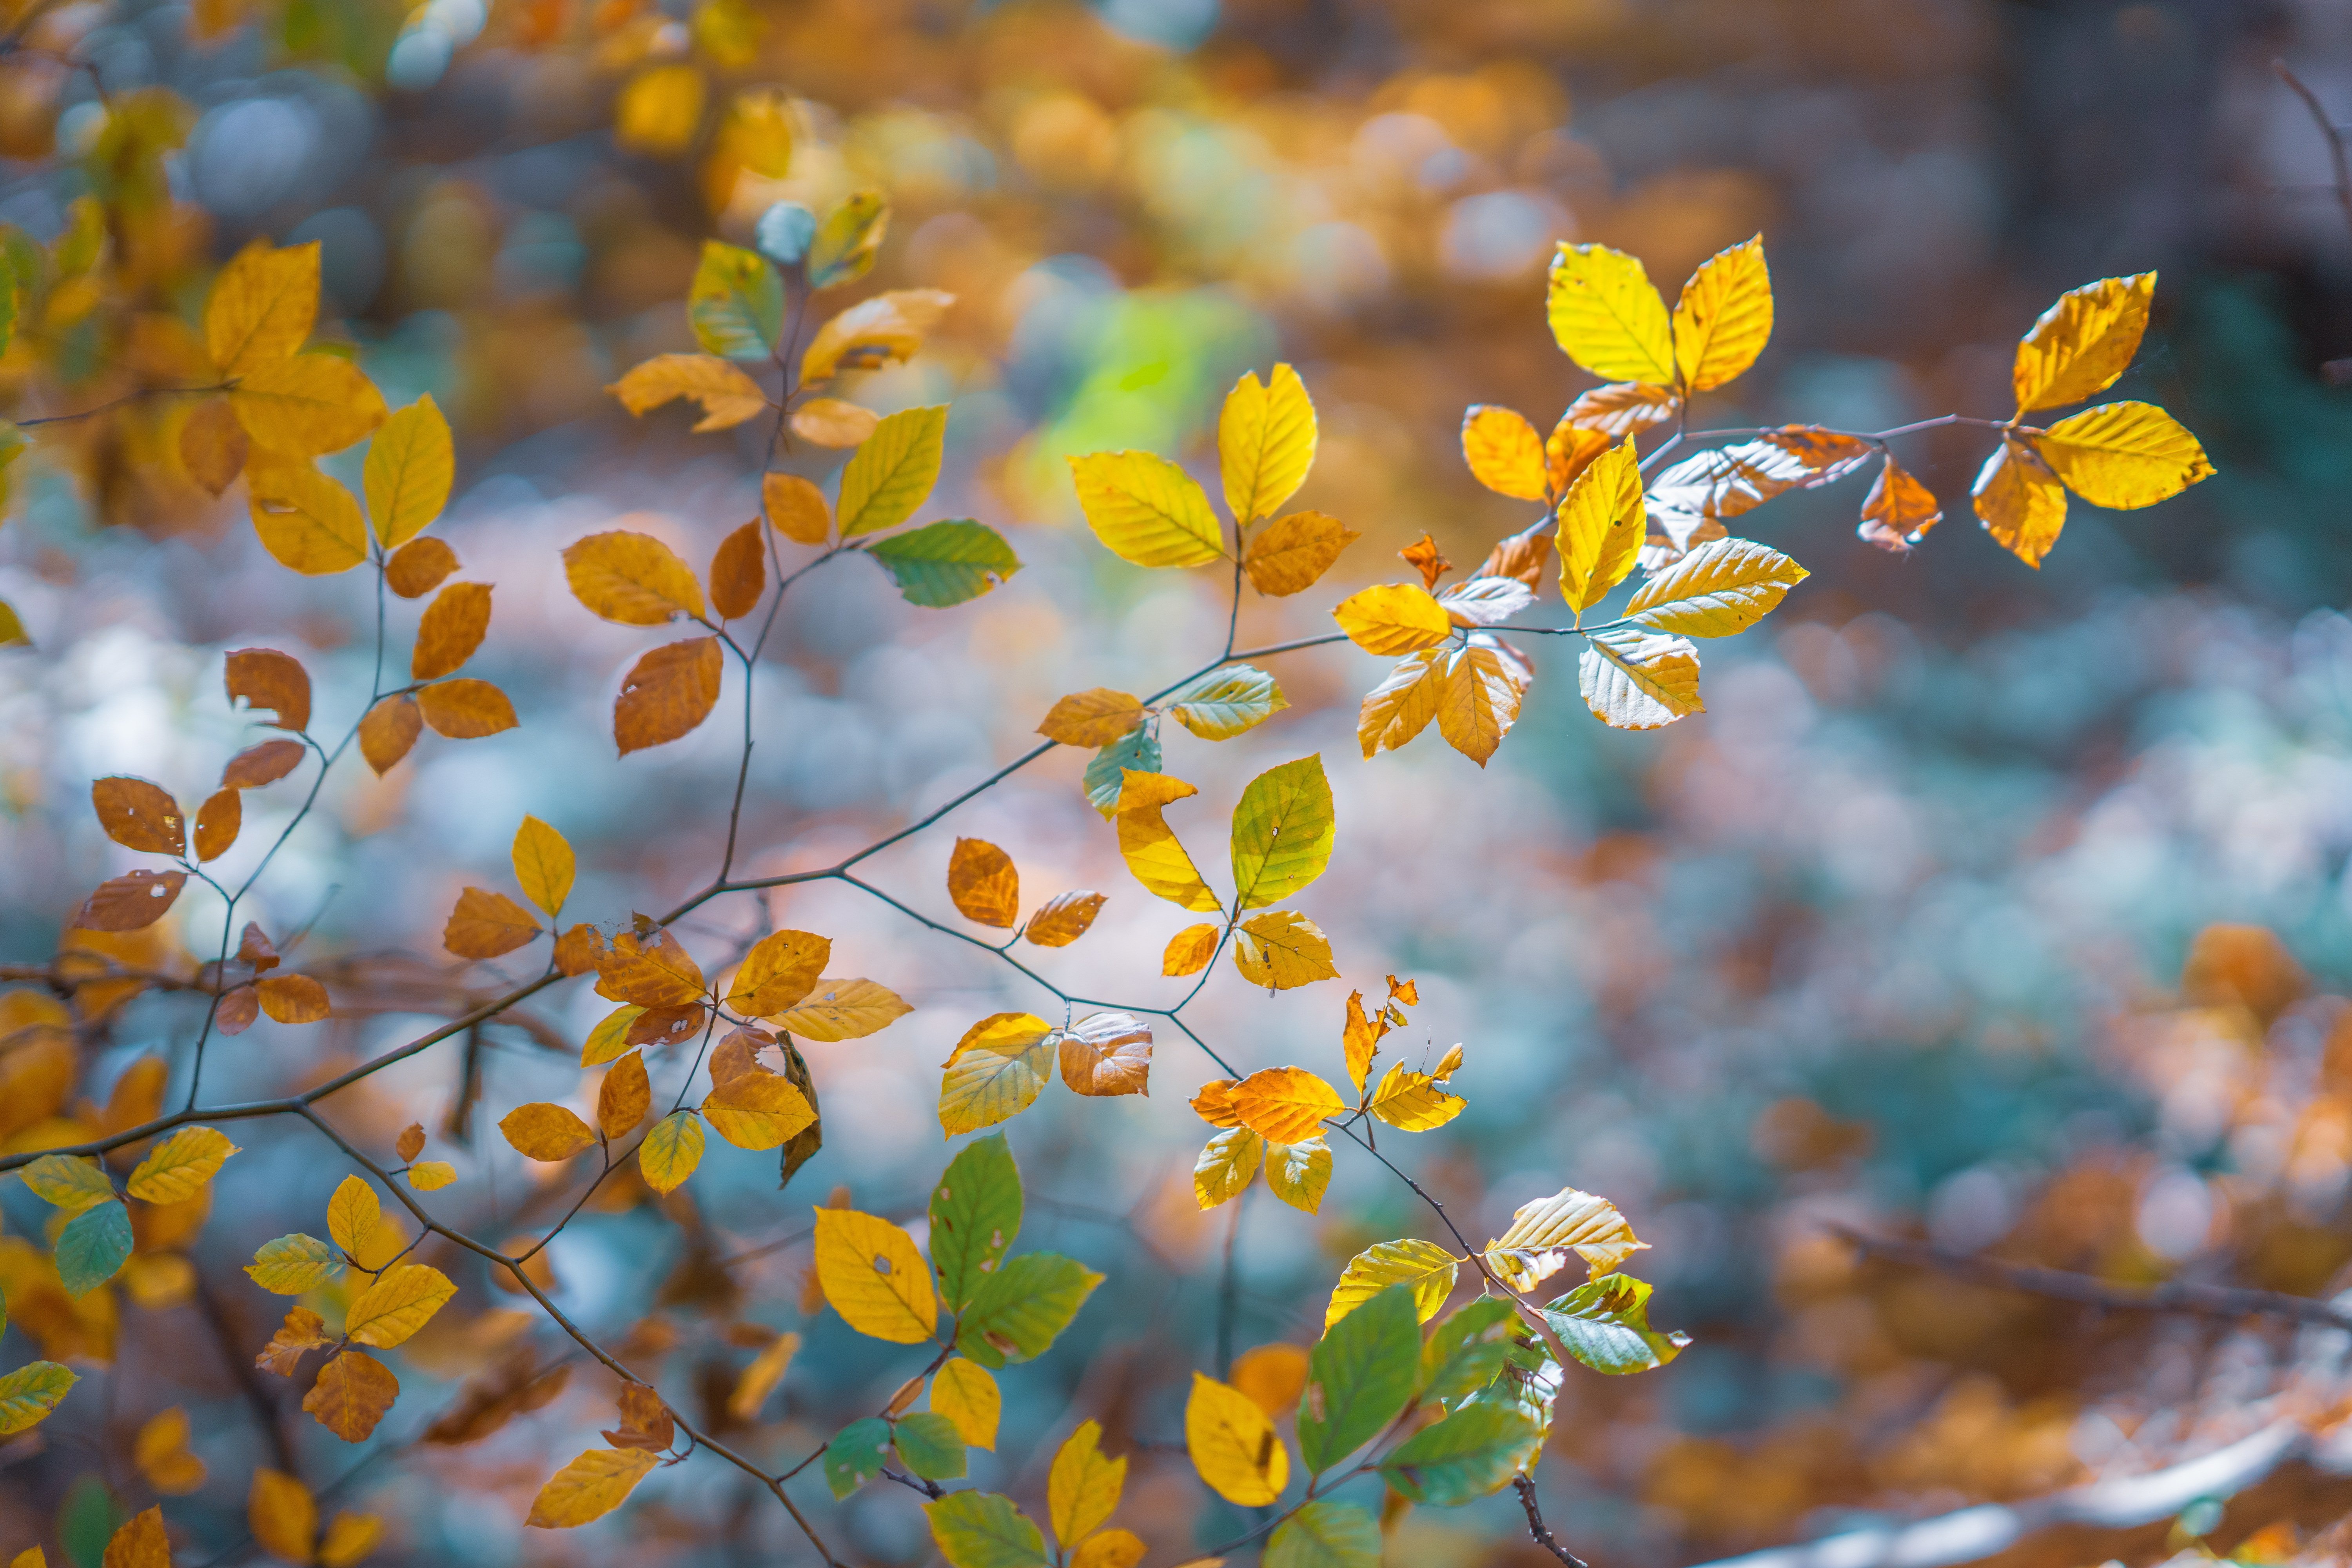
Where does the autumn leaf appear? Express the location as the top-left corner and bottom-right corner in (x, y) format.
(598, 1051), (650, 1139)
(2013, 272), (2156, 413)
(247, 1234), (338, 1295)
(1232, 909), (1337, 990)
(1265, 1138), (1332, 1213)
(527, 1448), (659, 1528)
(1547, 243), (1675, 385)
(1483, 1186), (1646, 1291)
(564, 530), (707, 624)
(207, 240), (319, 376)
(1165, 666), (1286, 740)
(511, 815), (574, 918)
(932, 1357), (1000, 1449)
(249, 1469), (317, 1564)
(305, 1350), (399, 1442)
(1114, 772), (1220, 913)
(808, 189), (888, 289)
(1057, 1011), (1152, 1097)
(1579, 627), (1704, 731)
(1671, 236), (1773, 392)
(127, 1127), (239, 1204)
(1562, 380), (1680, 438)
(134, 1409), (206, 1495)
(1460, 405), (1548, 501)
(1859, 455), (1941, 552)
(500, 1103), (597, 1161)
(1230, 755), (1334, 909)
(1038, 688), (1145, 748)
(1436, 635), (1532, 767)
(359, 696), (422, 774)
(597, 925), (706, 1007)
(837, 404), (947, 536)
(76, 870), (187, 931)
(1232, 1066), (1344, 1144)
(345, 1263), (457, 1347)
(800, 287), (954, 383)
(221, 738), (306, 789)
(867, 519), (1022, 607)
(227, 647), (312, 731)
(1331, 583), (1452, 655)
(607, 353), (768, 432)
(688, 239), (782, 359)
(1547, 415), (1612, 494)
(416, 679), (517, 738)
(1163, 923), (1218, 976)
(1024, 891), (1105, 947)
(247, 462), (369, 575)
(637, 1110), (704, 1195)
(1241, 510), (1357, 596)
(615, 637), (723, 755)
(1326, 1239), (1459, 1327)
(193, 788), (240, 862)
(814, 1207), (936, 1342)
(925, 1494), (1049, 1568)
(91, 777), (184, 855)
(708, 518), (766, 620)
(1555, 437), (1644, 617)
(1368, 1061), (1466, 1131)
(1048, 1419), (1127, 1548)
(1069, 450), (1222, 567)
(702, 1072), (816, 1150)
(101, 1509), (170, 1568)
(727, 1329), (800, 1422)
(949, 837), (1020, 927)
(232, 354), (387, 457)
(1357, 648), (1446, 759)
(2034, 401), (2212, 510)
(774, 979), (913, 1041)
(1194, 1126), (1263, 1209)
(1972, 438), (2070, 568)
(940, 1012), (1057, 1135)
(763, 472), (831, 544)
(327, 1176), (381, 1259)
(0, 1361), (77, 1437)
(726, 929), (829, 1016)
(180, 397), (248, 495)
(1624, 537), (1808, 638)
(1185, 1371), (1287, 1506)
(385, 536), (459, 598)
(1218, 363), (1316, 524)
(445, 887), (541, 959)
(411, 581), (492, 680)
(364, 394), (453, 548)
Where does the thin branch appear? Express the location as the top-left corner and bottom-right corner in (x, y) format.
(1515, 1475), (1591, 1568)
(2275, 60), (2352, 249)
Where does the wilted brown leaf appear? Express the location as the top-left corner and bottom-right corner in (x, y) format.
(226, 647), (312, 732)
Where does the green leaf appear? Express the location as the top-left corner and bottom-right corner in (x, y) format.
(867, 519), (1020, 607)
(1229, 754), (1334, 910)
(825, 1416), (891, 1499)
(688, 240), (784, 360)
(55, 1199), (132, 1296)
(1543, 1274), (1690, 1376)
(808, 191), (888, 290)
(930, 1132), (1023, 1312)
(1082, 726), (1160, 817)
(581, 1004), (645, 1066)
(837, 405), (947, 537)
(955, 1252), (1102, 1369)
(0, 1359), (76, 1437)
(1298, 1282), (1418, 1474)
(1421, 1297), (1519, 1406)
(924, 1491), (1051, 1568)
(893, 1411), (969, 1480)
(21, 1153), (114, 1210)
(1165, 664), (1287, 741)
(1378, 1403), (1541, 1505)
(1263, 1501), (1381, 1568)
(246, 1232), (341, 1295)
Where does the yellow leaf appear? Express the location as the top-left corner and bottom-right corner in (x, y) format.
(1331, 583), (1452, 655)
(1484, 1186), (1645, 1291)
(1671, 235), (1773, 392)
(774, 978), (913, 1041)
(1555, 437), (1643, 617)
(800, 288), (955, 385)
(1263, 1138), (1331, 1213)
(403, 1159), (456, 1191)
(1325, 1239), (1459, 1327)
(1230, 909), (1336, 990)
(364, 394), (452, 548)
(763, 472), (831, 544)
(327, 1174), (379, 1260)
(1623, 537), (1808, 638)
(526, 1446), (659, 1528)
(1971, 439), (2069, 568)
(1368, 1064), (1465, 1132)
(1460, 405), (1548, 501)
(808, 189), (888, 289)
(2034, 400), (2212, 510)
(948, 837), (1020, 927)
(726, 929), (829, 1016)
(1230, 1343), (1310, 1416)
(207, 241), (319, 376)
(1069, 450), (1222, 568)
(938, 1012), (1056, 1136)
(343, 1262), (456, 1348)
(931, 1357), (999, 1449)
(1194, 1126), (1262, 1209)
(232, 354), (387, 457)
(1071, 1532), (1145, 1568)
(638, 1111), (704, 1195)
(813, 1207), (936, 1343)
(702, 1072), (816, 1150)
(103, 1508), (170, 1568)
(1357, 648), (1446, 759)
(1578, 628), (1703, 731)
(837, 404), (947, 537)
(499, 1102), (596, 1162)
(512, 815), (575, 918)
(613, 61), (705, 156)
(1037, 688), (1145, 747)
(1436, 636), (1532, 768)
(727, 1329), (800, 1422)
(1163, 923), (1219, 976)
(1342, 991), (1385, 1096)
(2013, 272), (2156, 413)
(317, 1512), (382, 1568)
(1231, 1065), (1343, 1145)
(1241, 510), (1358, 597)
(1114, 773), (1221, 913)
(247, 462), (368, 575)
(562, 530), (707, 624)
(1561, 380), (1681, 438)
(1049, 1419), (1126, 1549)
(125, 1125), (238, 1204)
(249, 1467), (317, 1563)
(1184, 1372), (1287, 1507)
(1546, 243), (1675, 385)
(607, 353), (767, 432)
(134, 1408), (206, 1495)
(1218, 363), (1316, 524)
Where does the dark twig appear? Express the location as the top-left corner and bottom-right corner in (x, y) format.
(1516, 1475), (1592, 1568)
(2275, 60), (2352, 249)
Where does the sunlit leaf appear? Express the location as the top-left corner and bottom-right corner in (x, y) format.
(499, 1103), (595, 1162)
(1298, 1283), (1417, 1474)
(607, 354), (768, 432)
(1357, 648), (1445, 759)
(444, 887), (541, 960)
(1024, 890), (1105, 947)
(1218, 363), (1316, 524)
(304, 1350), (398, 1442)
(1483, 1186), (1646, 1292)
(1114, 772), (1220, 913)
(774, 979), (913, 1041)
(1264, 1138), (1330, 1213)
(1543, 1273), (1689, 1375)
(727, 929), (830, 1016)
(1039, 688), (1145, 748)
(1578, 627), (1703, 731)
(1166, 666), (1287, 740)
(1436, 636), (1532, 768)
(702, 1072), (816, 1150)
(814, 1207), (936, 1343)
(525, 1447), (658, 1528)
(2013, 271), (2156, 412)
(940, 1013), (1057, 1135)
(801, 287), (955, 384)
(1057, 1011), (1151, 1097)
(1555, 437), (1644, 617)
(1546, 243), (1674, 385)
(1561, 380), (1680, 438)
(232, 354), (387, 458)
(1326, 1239), (1458, 1327)
(1194, 1125), (1262, 1209)
(247, 462), (368, 575)
(1242, 510), (1358, 596)
(867, 519), (1022, 607)
(837, 405), (947, 537)
(207, 241), (318, 376)
(1378, 1404), (1539, 1505)
(1231, 909), (1337, 990)
(1185, 1371), (1287, 1506)
(1460, 405), (1547, 500)
(1069, 450), (1222, 567)
(1623, 536), (1808, 638)
(1858, 455), (1941, 552)
(1331, 583), (1451, 655)
(2034, 400), (2212, 510)
(1971, 438), (2069, 568)
(1163, 923), (1219, 976)
(1671, 235), (1773, 392)
(1232, 1065), (1343, 1145)
(1229, 754), (1334, 909)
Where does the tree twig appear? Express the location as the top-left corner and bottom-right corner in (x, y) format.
(2274, 60), (2352, 249)
(1516, 1475), (1592, 1568)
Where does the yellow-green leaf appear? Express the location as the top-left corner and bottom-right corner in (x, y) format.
(364, 394), (453, 548)
(1194, 1126), (1263, 1209)
(246, 1233), (339, 1294)
(1264, 1137), (1331, 1214)
(0, 1360), (77, 1437)
(638, 1111), (704, 1195)
(1069, 450), (1222, 568)
(932, 1358), (1000, 1450)
(1555, 437), (1644, 617)
(126, 1126), (239, 1204)
(939, 1013), (1056, 1136)
(21, 1154), (113, 1211)
(837, 405), (947, 537)
(1218, 363), (1316, 524)
(1229, 754), (1333, 910)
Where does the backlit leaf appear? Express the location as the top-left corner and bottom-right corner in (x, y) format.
(637, 1111), (704, 1194)
(1166, 666), (1287, 740)
(597, 926), (706, 1007)
(1546, 243), (1674, 385)
(1194, 1126), (1263, 1209)
(1298, 1283), (1417, 1473)
(1562, 380), (1680, 438)
(1460, 405), (1548, 500)
(1264, 1138), (1330, 1213)
(1971, 438), (2069, 568)
(800, 287), (955, 383)
(956, 1253), (1100, 1367)
(1331, 583), (1451, 655)
(208, 241), (319, 376)
(1231, 909), (1337, 990)
(2034, 400), (2212, 510)
(1163, 923), (1219, 976)
(1326, 1239), (1458, 1327)
(607, 354), (767, 432)
(940, 1012), (1056, 1135)
(1859, 455), (1941, 552)
(1484, 1186), (1646, 1292)
(1071, 1530), (1144, 1568)
(1185, 1371), (1287, 1506)
(1672, 236), (1773, 392)
(526, 1447), (658, 1528)
(1219, 363), (1316, 524)
(563, 530), (706, 624)
(813, 1207), (936, 1343)
(1056, 1011), (1151, 1097)
(1421, 1298), (1519, 1406)
(1069, 450), (1222, 568)
(1546, 414), (1612, 493)
(614, 637), (723, 755)
(1379, 1404), (1539, 1505)
(687, 240), (782, 360)
(1369, 1063), (1466, 1132)
(126, 1126), (239, 1204)
(1624, 536), (1808, 637)
(1544, 1273), (1689, 1375)
(1578, 627), (1703, 730)
(1555, 437), (1644, 616)
(233, 354), (387, 457)
(727, 929), (830, 1016)
(344, 1263), (455, 1348)
(317, 1513), (380, 1568)
(948, 838), (1020, 927)
(702, 1072), (816, 1150)
(1436, 575), (1536, 628)
(774, 978), (912, 1040)
(837, 404), (947, 537)
(1242, 510), (1358, 596)
(867, 519), (1021, 606)
(1115, 772), (1221, 913)
(1230, 755), (1334, 909)
(1024, 890), (1106, 947)
(499, 1103), (595, 1161)
(2014, 272), (2155, 412)
(1357, 648), (1445, 759)
(1232, 1065), (1343, 1145)
(1436, 636), (1532, 768)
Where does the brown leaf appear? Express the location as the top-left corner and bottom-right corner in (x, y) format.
(709, 1026), (776, 1086)
(304, 1349), (399, 1442)
(1859, 454), (1942, 553)
(709, 519), (766, 620)
(624, 1004), (706, 1049)
(417, 679), (518, 739)
(358, 696), (422, 775)
(1024, 890), (1106, 947)
(604, 1383), (675, 1450)
(1477, 524), (1552, 590)
(1058, 1011), (1152, 1096)
(396, 1123), (426, 1161)
(248, 1467), (318, 1564)
(221, 739), (306, 789)
(947, 838), (1020, 927)
(193, 788), (241, 862)
(445, 887), (542, 959)
(762, 472), (830, 545)
(238, 923), (279, 971)
(257, 974), (330, 1024)
(226, 648), (312, 732)
(256, 1305), (330, 1377)
(595, 924), (706, 1007)
(216, 985), (261, 1035)
(385, 536), (460, 599)
(553, 924), (604, 976)
(599, 1051), (650, 1139)
(180, 397), (248, 495)
(77, 870), (187, 931)
(614, 637), (722, 757)
(411, 582), (492, 681)
(102, 1508), (170, 1568)
(1398, 533), (1451, 591)
(1241, 510), (1359, 597)
(92, 777), (185, 855)
(1036, 689), (1145, 748)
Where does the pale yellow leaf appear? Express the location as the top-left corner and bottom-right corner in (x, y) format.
(773, 978), (912, 1041)
(608, 353), (768, 432)
(1578, 627), (1703, 730)
(1546, 243), (1674, 385)
(1330, 583), (1452, 655)
(938, 1012), (1056, 1136)
(1193, 1126), (1262, 1209)
(1184, 1372), (1286, 1507)
(1114, 772), (1221, 913)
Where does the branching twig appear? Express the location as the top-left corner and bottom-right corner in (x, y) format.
(2275, 60), (2352, 249)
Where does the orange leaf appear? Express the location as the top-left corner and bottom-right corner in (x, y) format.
(1058, 1011), (1152, 1097)
(411, 582), (492, 681)
(1024, 891), (1105, 947)
(708, 519), (766, 620)
(221, 739), (305, 789)
(947, 838), (1020, 927)
(445, 887), (542, 959)
(762, 472), (830, 545)
(225, 648), (311, 731)
(416, 679), (517, 739)
(256, 974), (330, 1024)
(91, 777), (184, 855)
(76, 870), (187, 931)
(614, 637), (722, 756)
(303, 1350), (399, 1442)
(358, 695), (422, 774)
(193, 789), (241, 862)
(385, 537), (459, 599)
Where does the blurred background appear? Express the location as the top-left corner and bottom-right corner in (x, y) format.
(7, 0), (2352, 1565)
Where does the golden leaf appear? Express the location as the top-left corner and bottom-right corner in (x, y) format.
(1331, 583), (1452, 656)
(1114, 772), (1221, 913)
(727, 929), (830, 1016)
(526, 1447), (659, 1528)
(931, 1357), (999, 1449)
(607, 353), (767, 432)
(1241, 510), (1358, 597)
(499, 1103), (596, 1162)
(1163, 923), (1219, 976)
(180, 396), (249, 495)
(91, 777), (184, 855)
(1436, 636), (1532, 768)
(708, 519), (766, 620)
(1624, 537), (1808, 638)
(1671, 235), (1773, 392)
(1184, 1372), (1286, 1507)
(410, 581), (491, 681)
(327, 1176), (380, 1260)
(613, 62), (705, 156)
(246, 462), (368, 575)
(1024, 891), (1106, 947)
(207, 241), (319, 376)
(1264, 1137), (1331, 1212)
(255, 1304), (331, 1374)
(1057, 1011), (1152, 1097)
(727, 1329), (800, 1422)
(1546, 415), (1612, 495)
(1460, 405), (1548, 501)
(385, 537), (459, 599)
(1230, 909), (1337, 990)
(126, 1127), (239, 1205)
(1230, 1342), (1310, 1416)
(345, 1263), (456, 1348)
(637, 1111), (705, 1196)
(102, 1509), (170, 1568)
(359, 696), (421, 775)
(134, 1408), (206, 1495)
(1049, 1419), (1127, 1549)
(1069, 450), (1222, 567)
(597, 926), (706, 1008)
(763, 472), (831, 544)
(232, 354), (387, 457)
(598, 1051), (650, 1140)
(1325, 1239), (1458, 1327)
(939, 1012), (1056, 1136)
(304, 1350), (399, 1442)
(1484, 1186), (1646, 1291)
(1231, 1065), (1343, 1145)
(615, 637), (723, 755)
(1971, 439), (2070, 568)
(1578, 628), (1704, 731)
(1071, 1531), (1145, 1568)
(789, 397), (876, 448)
(1218, 363), (1317, 524)
(1038, 688), (1146, 747)
(1357, 648), (1446, 759)
(444, 887), (541, 960)
(813, 1207), (936, 1343)
(1858, 456), (1941, 553)
(1555, 437), (1644, 617)
(317, 1513), (381, 1568)
(364, 394), (453, 548)
(249, 1467), (317, 1563)
(510, 815), (574, 918)
(773, 979), (912, 1041)
(948, 838), (1020, 927)
(1368, 1064), (1466, 1132)
(800, 288), (955, 384)
(2034, 400), (2212, 510)
(702, 1073), (816, 1150)
(2013, 271), (2155, 413)
(563, 530), (706, 625)
(416, 679), (517, 738)
(1546, 243), (1675, 385)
